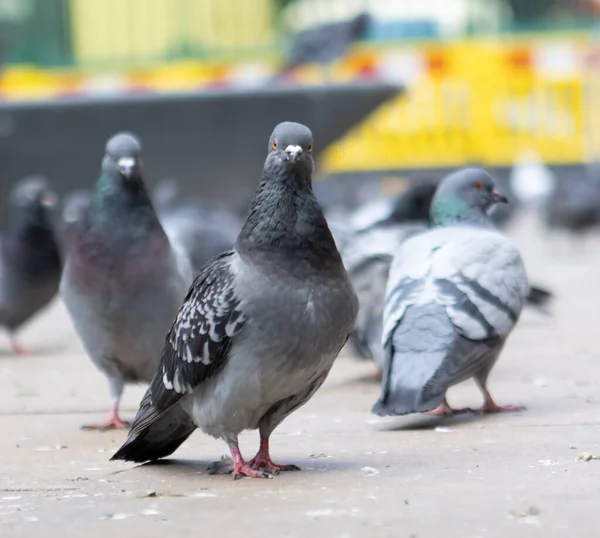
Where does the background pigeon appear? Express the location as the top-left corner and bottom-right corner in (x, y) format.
(157, 198), (241, 275)
(0, 176), (62, 354)
(275, 13), (370, 82)
(340, 175), (552, 372)
(373, 168), (530, 417)
(60, 132), (193, 430)
(544, 168), (600, 241)
(111, 122), (359, 479)
(58, 189), (92, 256)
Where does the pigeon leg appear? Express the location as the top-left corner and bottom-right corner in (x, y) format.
(9, 336), (28, 356)
(475, 376), (525, 414)
(81, 401), (130, 431)
(248, 437), (301, 473)
(82, 378), (130, 430)
(424, 399), (475, 416)
(478, 388), (525, 414)
(227, 438), (273, 479)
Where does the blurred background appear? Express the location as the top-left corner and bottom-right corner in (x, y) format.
(2, 0), (600, 222)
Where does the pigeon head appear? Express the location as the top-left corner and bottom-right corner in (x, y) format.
(11, 175), (57, 211)
(103, 132), (143, 180)
(266, 122), (314, 176)
(7, 176), (58, 238)
(430, 168), (508, 227)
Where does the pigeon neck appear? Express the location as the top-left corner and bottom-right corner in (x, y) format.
(236, 169), (341, 270)
(430, 197), (494, 228)
(90, 172), (163, 231)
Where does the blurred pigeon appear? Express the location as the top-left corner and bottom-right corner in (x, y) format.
(151, 177), (242, 273)
(152, 178), (181, 212)
(342, 224), (425, 370)
(373, 168), (529, 416)
(158, 201), (241, 274)
(58, 189), (92, 255)
(111, 122), (358, 478)
(544, 170), (600, 239)
(275, 13), (370, 81)
(0, 176), (61, 354)
(60, 132), (193, 430)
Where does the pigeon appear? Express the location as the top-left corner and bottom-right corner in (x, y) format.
(544, 169), (600, 239)
(60, 132), (193, 430)
(151, 178), (242, 274)
(373, 168), (530, 417)
(342, 224), (426, 369)
(58, 189), (92, 255)
(158, 200), (241, 275)
(275, 13), (370, 81)
(0, 176), (62, 354)
(341, 175), (551, 371)
(111, 122), (359, 479)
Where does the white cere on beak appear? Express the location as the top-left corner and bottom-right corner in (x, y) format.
(117, 156), (136, 177)
(284, 145), (303, 162)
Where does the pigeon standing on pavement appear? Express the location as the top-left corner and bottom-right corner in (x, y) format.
(0, 176), (62, 354)
(373, 168), (529, 417)
(341, 175), (551, 372)
(60, 133), (193, 430)
(112, 122), (359, 479)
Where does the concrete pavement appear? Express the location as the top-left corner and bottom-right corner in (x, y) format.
(1, 215), (600, 538)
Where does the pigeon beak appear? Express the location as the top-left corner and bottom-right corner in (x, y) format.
(117, 156), (137, 178)
(492, 190), (508, 204)
(41, 192), (57, 208)
(284, 145), (303, 163)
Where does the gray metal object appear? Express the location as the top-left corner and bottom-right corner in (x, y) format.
(0, 82), (401, 224)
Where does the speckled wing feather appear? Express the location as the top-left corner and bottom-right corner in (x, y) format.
(121, 251), (246, 443)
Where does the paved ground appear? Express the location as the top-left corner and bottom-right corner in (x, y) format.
(1, 214), (600, 538)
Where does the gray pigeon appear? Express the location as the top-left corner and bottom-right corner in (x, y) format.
(151, 178), (242, 274)
(58, 189), (92, 256)
(158, 201), (241, 275)
(0, 176), (62, 354)
(111, 122), (359, 479)
(342, 224), (425, 370)
(60, 132), (193, 430)
(373, 168), (529, 417)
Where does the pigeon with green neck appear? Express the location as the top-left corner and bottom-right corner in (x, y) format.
(60, 132), (193, 430)
(374, 168), (529, 417)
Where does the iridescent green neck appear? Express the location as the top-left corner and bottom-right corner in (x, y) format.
(430, 197), (490, 228)
(89, 172), (160, 230)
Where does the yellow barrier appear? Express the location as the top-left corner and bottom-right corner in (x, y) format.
(322, 37), (599, 172)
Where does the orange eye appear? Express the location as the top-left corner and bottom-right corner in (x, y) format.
(307, 144), (312, 153)
(472, 181), (483, 190)
(272, 140), (277, 150)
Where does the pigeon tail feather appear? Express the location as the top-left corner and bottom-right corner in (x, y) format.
(373, 303), (453, 416)
(110, 400), (195, 463)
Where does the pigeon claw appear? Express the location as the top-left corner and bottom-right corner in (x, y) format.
(478, 402), (525, 414)
(9, 337), (29, 356)
(248, 455), (301, 474)
(81, 416), (130, 432)
(424, 400), (475, 417)
(232, 460), (274, 480)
